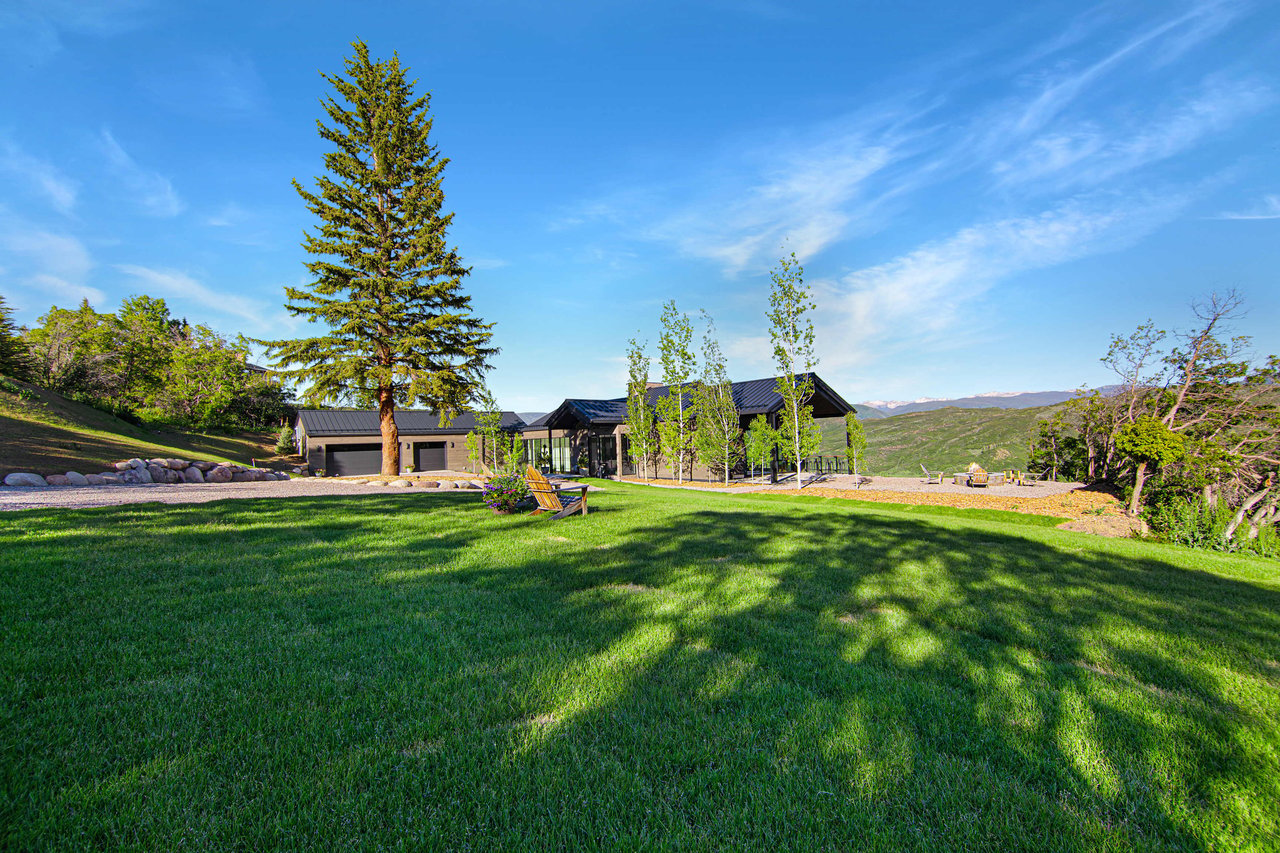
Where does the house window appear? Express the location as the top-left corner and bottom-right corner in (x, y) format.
(523, 437), (573, 473)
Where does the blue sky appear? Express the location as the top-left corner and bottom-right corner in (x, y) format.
(1, 0), (1277, 411)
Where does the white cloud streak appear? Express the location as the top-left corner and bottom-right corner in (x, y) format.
(1214, 193), (1280, 220)
(0, 217), (103, 308)
(0, 138), (78, 214)
(819, 193), (1193, 368)
(100, 129), (184, 217)
(114, 264), (283, 333)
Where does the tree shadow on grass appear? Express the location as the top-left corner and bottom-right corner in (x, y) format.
(3, 490), (1278, 850)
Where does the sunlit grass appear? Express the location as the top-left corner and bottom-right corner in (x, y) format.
(2, 482), (1277, 850)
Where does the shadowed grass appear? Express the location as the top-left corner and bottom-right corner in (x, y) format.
(2, 481), (1277, 850)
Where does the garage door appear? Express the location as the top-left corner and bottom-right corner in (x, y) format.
(414, 441), (448, 472)
(324, 444), (382, 476)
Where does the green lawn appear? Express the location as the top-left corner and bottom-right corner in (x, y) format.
(3, 483), (1278, 850)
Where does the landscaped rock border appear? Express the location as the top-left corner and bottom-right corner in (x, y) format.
(3, 457), (290, 488)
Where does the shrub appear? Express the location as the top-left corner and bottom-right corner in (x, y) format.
(481, 473), (529, 513)
(275, 425), (295, 455)
(1144, 492), (1280, 559)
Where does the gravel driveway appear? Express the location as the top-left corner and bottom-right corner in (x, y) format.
(0, 478), (471, 512)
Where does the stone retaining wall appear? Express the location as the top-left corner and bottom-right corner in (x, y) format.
(3, 457), (289, 488)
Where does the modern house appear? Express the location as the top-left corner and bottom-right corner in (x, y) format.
(293, 372), (855, 480)
(294, 410), (525, 476)
(519, 373), (856, 481)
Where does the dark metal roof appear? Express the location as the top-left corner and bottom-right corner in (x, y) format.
(524, 373), (856, 429)
(297, 409), (525, 437)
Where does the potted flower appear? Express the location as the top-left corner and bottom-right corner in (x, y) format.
(482, 472), (530, 515)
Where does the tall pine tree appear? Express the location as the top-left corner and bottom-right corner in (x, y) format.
(0, 294), (34, 381)
(263, 42), (495, 475)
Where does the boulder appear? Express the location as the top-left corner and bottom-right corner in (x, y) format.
(350, 479), (369, 485)
(231, 471), (255, 482)
(85, 474), (106, 485)
(191, 461), (216, 472)
(167, 468), (184, 484)
(183, 466), (204, 484)
(147, 458), (168, 467)
(65, 472), (89, 486)
(5, 472), (48, 487)
(275, 472), (290, 481)
(146, 464), (167, 483)
(119, 468), (151, 485)
(367, 480), (388, 487)
(292, 467), (303, 474)
(207, 466), (233, 483)
(166, 458), (187, 470)
(99, 473), (122, 485)
(114, 460), (133, 471)
(468, 480), (485, 490)
(388, 479), (412, 487)
(419, 480), (440, 488)
(45, 474), (72, 486)
(437, 480), (457, 490)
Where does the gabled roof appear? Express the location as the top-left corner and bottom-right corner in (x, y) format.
(297, 409), (525, 437)
(526, 373), (855, 430)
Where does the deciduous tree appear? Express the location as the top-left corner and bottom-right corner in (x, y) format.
(261, 42), (495, 476)
(624, 337), (657, 481)
(844, 412), (867, 485)
(655, 300), (695, 483)
(693, 313), (741, 485)
(767, 253), (819, 489)
(745, 414), (776, 481)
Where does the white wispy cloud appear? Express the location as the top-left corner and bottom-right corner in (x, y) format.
(143, 53), (267, 119)
(0, 137), (78, 215)
(993, 75), (1272, 190)
(0, 0), (153, 65)
(996, 2), (1244, 141)
(820, 193), (1193, 368)
(99, 129), (184, 217)
(1214, 193), (1280, 220)
(560, 4), (1263, 282)
(114, 264), (285, 333)
(0, 216), (102, 309)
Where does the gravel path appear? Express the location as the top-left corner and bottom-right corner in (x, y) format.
(0, 478), (473, 511)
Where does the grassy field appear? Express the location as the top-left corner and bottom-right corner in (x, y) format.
(0, 378), (276, 478)
(3, 483), (1278, 850)
(821, 405), (1060, 476)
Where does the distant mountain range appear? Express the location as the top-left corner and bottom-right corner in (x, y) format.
(854, 388), (1118, 419)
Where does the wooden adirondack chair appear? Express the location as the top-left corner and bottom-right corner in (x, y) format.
(525, 466), (589, 519)
(969, 471), (990, 487)
(920, 464), (944, 484)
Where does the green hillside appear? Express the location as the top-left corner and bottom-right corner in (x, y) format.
(820, 405), (1060, 477)
(0, 378), (277, 478)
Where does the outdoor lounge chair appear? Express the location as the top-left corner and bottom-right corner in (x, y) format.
(969, 471), (990, 487)
(920, 464), (944, 484)
(1017, 470), (1047, 487)
(525, 466), (589, 519)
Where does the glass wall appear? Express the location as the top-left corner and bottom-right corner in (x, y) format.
(523, 437), (573, 473)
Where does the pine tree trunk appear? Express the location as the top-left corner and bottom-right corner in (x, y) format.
(1127, 461), (1148, 516)
(379, 387), (399, 476)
